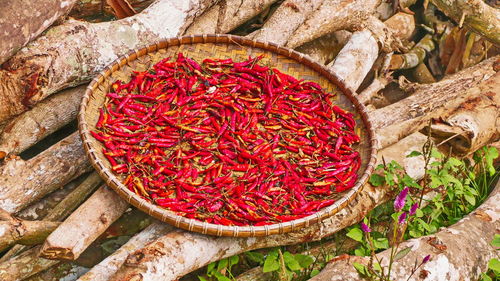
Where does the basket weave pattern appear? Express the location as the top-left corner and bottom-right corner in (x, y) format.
(78, 34), (377, 237)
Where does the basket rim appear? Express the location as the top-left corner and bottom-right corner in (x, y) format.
(78, 34), (378, 237)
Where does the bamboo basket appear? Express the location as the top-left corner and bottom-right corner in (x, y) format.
(78, 34), (377, 237)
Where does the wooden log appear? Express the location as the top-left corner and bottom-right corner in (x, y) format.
(108, 132), (430, 281)
(185, 0), (278, 34)
(77, 221), (173, 281)
(372, 56), (499, 149)
(0, 85), (85, 158)
(427, 76), (500, 156)
(0, 0), (78, 65)
(310, 180), (500, 281)
(431, 0), (500, 45)
(69, 0), (154, 20)
(295, 31), (352, 65)
(389, 34), (435, 70)
(328, 30), (379, 91)
(0, 209), (60, 253)
(284, 0), (380, 48)
(0, 0), (216, 123)
(248, 0), (324, 46)
(40, 186), (129, 260)
(0, 172), (101, 263)
(0, 132), (92, 213)
(0, 246), (59, 281)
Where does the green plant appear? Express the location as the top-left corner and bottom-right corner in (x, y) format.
(199, 255), (240, 281)
(352, 144), (499, 280)
(260, 248), (315, 281)
(480, 234), (500, 281)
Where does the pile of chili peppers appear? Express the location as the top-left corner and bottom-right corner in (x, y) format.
(92, 53), (361, 226)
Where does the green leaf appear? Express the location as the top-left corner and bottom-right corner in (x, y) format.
(464, 194), (476, 206)
(263, 254), (280, 273)
(295, 254), (314, 268)
(369, 174), (385, 187)
(353, 262), (368, 276)
(406, 151), (422, 157)
(373, 237), (389, 250)
(229, 255), (239, 266)
(416, 208), (424, 218)
(373, 262), (382, 272)
(431, 148), (443, 159)
(354, 247), (368, 257)
(488, 258), (500, 273)
(480, 273), (493, 281)
(346, 227), (364, 242)
(207, 262), (216, 275)
(217, 258), (229, 272)
(214, 272), (232, 281)
(198, 276), (208, 281)
(245, 251), (265, 264)
(394, 247), (412, 261)
(491, 234), (500, 248)
(283, 251), (302, 271)
(310, 269), (320, 278)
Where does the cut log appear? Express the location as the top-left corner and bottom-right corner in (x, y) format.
(427, 76), (500, 155)
(0, 0), (78, 65)
(389, 34), (435, 70)
(295, 31), (351, 65)
(248, 0), (324, 46)
(328, 30), (379, 91)
(108, 132), (430, 281)
(310, 180), (500, 281)
(77, 221), (173, 281)
(372, 56), (499, 148)
(284, 0), (380, 48)
(0, 246), (59, 281)
(0, 132), (92, 213)
(0, 85), (85, 158)
(0, 172), (101, 263)
(40, 186), (129, 260)
(431, 0), (500, 45)
(185, 0), (278, 34)
(328, 12), (413, 91)
(0, 0), (216, 123)
(0, 209), (60, 253)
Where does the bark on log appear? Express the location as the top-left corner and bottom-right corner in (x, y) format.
(69, 0), (154, 20)
(185, 0), (277, 34)
(0, 209), (60, 253)
(295, 31), (352, 65)
(0, 172), (101, 263)
(108, 132), (430, 281)
(372, 56), (499, 149)
(428, 76), (500, 156)
(0, 246), (59, 281)
(0, 0), (215, 123)
(284, 0), (380, 48)
(389, 34), (435, 70)
(248, 0), (324, 46)
(431, 0), (500, 45)
(0, 0), (78, 65)
(328, 12), (412, 91)
(0, 132), (92, 213)
(328, 30), (379, 91)
(77, 222), (173, 281)
(311, 180), (500, 281)
(0, 85), (85, 158)
(40, 186), (129, 260)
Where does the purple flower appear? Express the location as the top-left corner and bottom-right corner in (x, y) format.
(409, 203), (419, 216)
(394, 187), (409, 212)
(360, 222), (371, 233)
(398, 212), (407, 225)
(422, 255), (431, 264)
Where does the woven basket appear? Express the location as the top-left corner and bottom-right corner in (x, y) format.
(78, 34), (377, 237)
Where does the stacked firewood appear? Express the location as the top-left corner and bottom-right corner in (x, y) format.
(0, 0), (498, 280)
